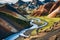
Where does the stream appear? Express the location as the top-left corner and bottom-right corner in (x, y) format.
(4, 18), (48, 40)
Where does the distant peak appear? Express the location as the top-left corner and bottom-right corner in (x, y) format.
(0, 0), (18, 4)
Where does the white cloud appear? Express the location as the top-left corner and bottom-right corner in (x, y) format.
(22, 0), (32, 2)
(22, 0), (45, 2)
(39, 0), (44, 1)
(54, 0), (57, 1)
(22, 0), (57, 2)
(0, 0), (18, 4)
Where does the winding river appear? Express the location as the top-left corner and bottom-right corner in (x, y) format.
(4, 18), (48, 40)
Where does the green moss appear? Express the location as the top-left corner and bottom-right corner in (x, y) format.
(27, 16), (60, 34)
(38, 17), (60, 32)
(30, 29), (37, 36)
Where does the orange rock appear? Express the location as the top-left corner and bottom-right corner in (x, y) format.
(49, 1), (60, 13)
(48, 6), (60, 18)
(31, 1), (60, 17)
(31, 5), (43, 16)
(31, 2), (54, 16)
(0, 18), (18, 32)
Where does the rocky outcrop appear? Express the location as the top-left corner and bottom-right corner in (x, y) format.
(0, 18), (19, 32)
(48, 6), (60, 18)
(31, 2), (54, 16)
(0, 18), (17, 39)
(49, 0), (60, 13)
(0, 12), (30, 39)
(0, 4), (27, 20)
(31, 1), (60, 18)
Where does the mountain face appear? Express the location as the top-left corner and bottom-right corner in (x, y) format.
(0, 4), (30, 39)
(0, 4), (28, 21)
(31, 1), (60, 18)
(0, 12), (30, 39)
